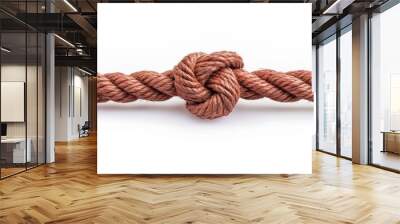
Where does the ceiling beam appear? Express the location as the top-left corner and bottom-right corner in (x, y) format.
(55, 55), (96, 72)
(67, 13), (97, 40)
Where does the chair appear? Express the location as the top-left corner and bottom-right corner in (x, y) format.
(79, 121), (90, 138)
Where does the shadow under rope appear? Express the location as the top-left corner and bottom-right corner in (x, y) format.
(98, 101), (314, 113)
(97, 100), (314, 124)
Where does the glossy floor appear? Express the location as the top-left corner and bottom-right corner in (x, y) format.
(0, 135), (400, 223)
(372, 150), (400, 171)
(0, 162), (42, 178)
(0, 167), (25, 178)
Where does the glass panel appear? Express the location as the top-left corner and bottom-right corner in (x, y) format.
(27, 31), (38, 169)
(318, 37), (337, 154)
(1, 31), (27, 177)
(38, 32), (45, 165)
(0, 1), (46, 178)
(26, 0), (39, 169)
(371, 4), (400, 171)
(340, 29), (352, 158)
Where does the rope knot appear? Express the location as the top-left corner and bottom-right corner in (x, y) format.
(97, 51), (313, 119)
(173, 51), (243, 119)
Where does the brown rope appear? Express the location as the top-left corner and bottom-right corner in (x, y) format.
(97, 51), (313, 119)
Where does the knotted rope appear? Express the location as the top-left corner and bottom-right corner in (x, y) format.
(97, 51), (313, 119)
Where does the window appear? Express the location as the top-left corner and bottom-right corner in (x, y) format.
(317, 36), (337, 154)
(316, 26), (353, 159)
(370, 3), (400, 171)
(339, 28), (352, 158)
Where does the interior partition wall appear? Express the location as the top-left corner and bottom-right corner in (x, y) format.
(316, 25), (353, 159)
(0, 1), (46, 179)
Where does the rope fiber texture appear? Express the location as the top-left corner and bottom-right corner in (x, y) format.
(97, 51), (313, 119)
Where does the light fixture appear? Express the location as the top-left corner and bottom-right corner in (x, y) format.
(76, 48), (88, 56)
(1, 47), (11, 53)
(78, 67), (93, 76)
(63, 0), (78, 12)
(322, 0), (354, 15)
(54, 34), (75, 48)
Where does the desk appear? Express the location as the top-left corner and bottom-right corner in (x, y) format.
(381, 131), (400, 154)
(1, 138), (31, 163)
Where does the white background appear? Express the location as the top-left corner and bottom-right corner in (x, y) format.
(97, 3), (313, 174)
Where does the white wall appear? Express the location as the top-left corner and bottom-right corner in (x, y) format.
(1, 65), (38, 138)
(55, 67), (89, 141)
(1, 82), (24, 122)
(1, 65), (26, 128)
(71, 73), (89, 138)
(55, 66), (70, 141)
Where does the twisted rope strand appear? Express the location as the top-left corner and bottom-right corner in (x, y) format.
(97, 51), (313, 119)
